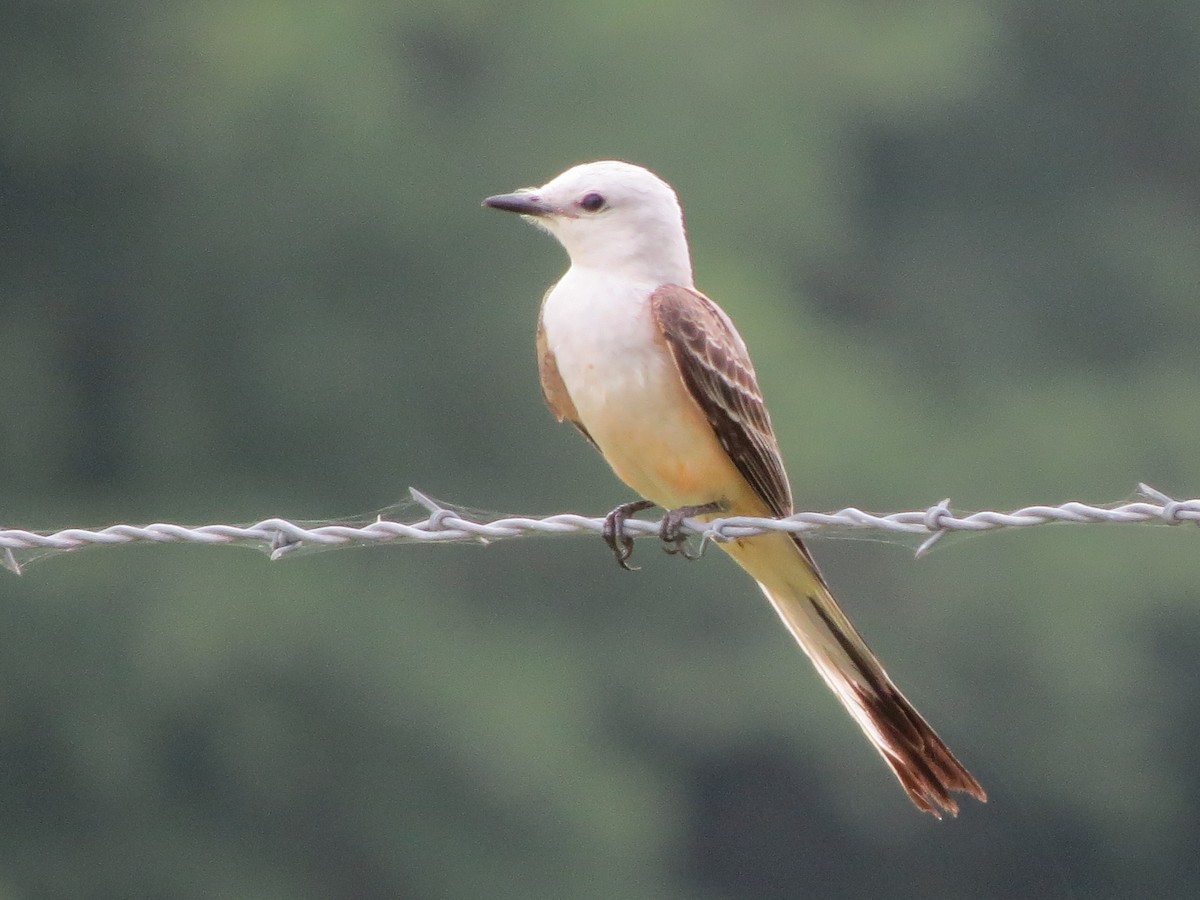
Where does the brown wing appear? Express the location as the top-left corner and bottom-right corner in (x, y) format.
(653, 289), (984, 817)
(536, 302), (598, 450)
(650, 284), (793, 518)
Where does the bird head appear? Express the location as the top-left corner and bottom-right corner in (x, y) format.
(484, 160), (694, 287)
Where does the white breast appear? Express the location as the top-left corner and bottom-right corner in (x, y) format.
(540, 267), (671, 426)
(539, 266), (735, 508)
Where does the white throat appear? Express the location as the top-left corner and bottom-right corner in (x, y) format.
(544, 218), (694, 289)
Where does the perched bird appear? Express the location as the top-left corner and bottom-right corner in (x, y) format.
(484, 160), (985, 816)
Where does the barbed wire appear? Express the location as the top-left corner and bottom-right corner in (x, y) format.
(2, 484), (1195, 576)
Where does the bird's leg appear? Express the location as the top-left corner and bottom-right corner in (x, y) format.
(660, 501), (725, 560)
(602, 499), (657, 571)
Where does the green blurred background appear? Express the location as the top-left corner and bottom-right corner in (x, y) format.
(3, 1), (1200, 897)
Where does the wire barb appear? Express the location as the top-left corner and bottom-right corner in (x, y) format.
(1, 484), (1195, 574)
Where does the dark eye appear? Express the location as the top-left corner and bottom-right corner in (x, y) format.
(578, 192), (606, 212)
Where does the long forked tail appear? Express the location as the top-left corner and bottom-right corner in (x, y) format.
(725, 532), (986, 817)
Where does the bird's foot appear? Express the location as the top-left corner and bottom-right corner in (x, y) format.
(602, 500), (657, 571)
(660, 501), (725, 560)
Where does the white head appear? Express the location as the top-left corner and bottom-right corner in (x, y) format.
(484, 160), (694, 288)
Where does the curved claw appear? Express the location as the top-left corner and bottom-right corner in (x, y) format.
(602, 500), (657, 571)
(659, 501), (724, 561)
(662, 535), (702, 560)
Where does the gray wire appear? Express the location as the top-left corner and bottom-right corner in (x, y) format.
(2, 483), (1194, 576)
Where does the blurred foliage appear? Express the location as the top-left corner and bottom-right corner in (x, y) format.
(3, 0), (1200, 897)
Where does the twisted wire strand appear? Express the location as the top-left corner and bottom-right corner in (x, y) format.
(2, 483), (1195, 576)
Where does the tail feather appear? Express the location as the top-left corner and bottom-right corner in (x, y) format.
(725, 532), (985, 817)
(797, 587), (985, 816)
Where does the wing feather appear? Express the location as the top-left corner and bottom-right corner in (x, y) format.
(536, 300), (598, 449)
(650, 284), (792, 518)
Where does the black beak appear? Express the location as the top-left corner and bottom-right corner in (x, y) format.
(482, 192), (553, 216)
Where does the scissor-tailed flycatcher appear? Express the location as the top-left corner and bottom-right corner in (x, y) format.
(483, 160), (985, 817)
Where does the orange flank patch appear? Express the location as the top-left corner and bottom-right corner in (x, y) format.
(653, 456), (712, 499)
(584, 387), (765, 513)
(602, 429), (768, 518)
